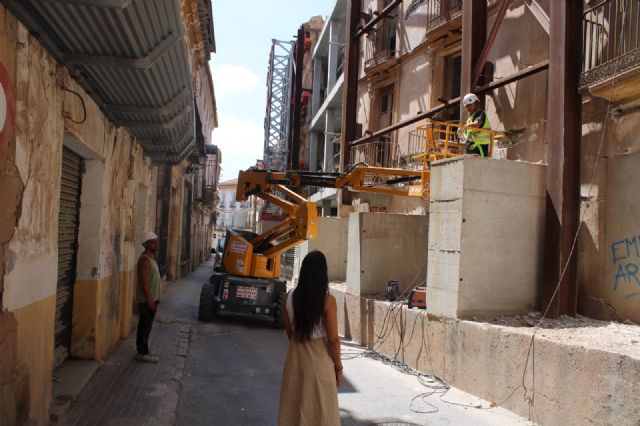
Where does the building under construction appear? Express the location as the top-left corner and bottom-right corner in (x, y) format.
(284, 1), (640, 425)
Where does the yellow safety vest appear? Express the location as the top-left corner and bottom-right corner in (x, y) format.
(465, 109), (492, 157)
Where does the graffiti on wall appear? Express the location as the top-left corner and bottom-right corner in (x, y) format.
(611, 235), (640, 299)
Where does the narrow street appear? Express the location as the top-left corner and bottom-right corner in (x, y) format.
(58, 262), (534, 426)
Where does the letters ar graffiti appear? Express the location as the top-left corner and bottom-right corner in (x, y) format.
(611, 236), (640, 291)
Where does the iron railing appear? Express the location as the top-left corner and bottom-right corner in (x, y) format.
(424, 0), (463, 30)
(202, 187), (215, 205)
(583, 0), (640, 77)
(364, 16), (399, 69)
(350, 138), (397, 168)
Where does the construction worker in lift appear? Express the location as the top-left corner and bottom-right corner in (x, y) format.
(462, 93), (492, 157)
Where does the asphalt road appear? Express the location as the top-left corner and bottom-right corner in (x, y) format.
(168, 261), (535, 426)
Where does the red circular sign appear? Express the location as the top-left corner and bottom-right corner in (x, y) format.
(0, 62), (16, 152)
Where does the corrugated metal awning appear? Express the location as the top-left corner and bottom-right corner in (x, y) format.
(3, 0), (209, 164)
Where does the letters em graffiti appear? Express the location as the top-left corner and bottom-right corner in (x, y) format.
(611, 236), (640, 290)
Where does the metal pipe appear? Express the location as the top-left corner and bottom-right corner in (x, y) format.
(354, 0), (402, 39)
(349, 59), (549, 148)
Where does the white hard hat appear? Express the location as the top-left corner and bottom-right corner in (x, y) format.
(142, 231), (159, 244)
(462, 93), (480, 106)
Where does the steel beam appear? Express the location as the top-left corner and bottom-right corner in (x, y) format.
(460, 0), (486, 119)
(524, 0), (550, 35)
(542, 0), (583, 317)
(63, 32), (180, 69)
(118, 105), (192, 129)
(42, 0), (132, 8)
(474, 60), (549, 93)
(354, 0), (402, 39)
(290, 26), (305, 170)
(339, 0), (361, 209)
(350, 97), (460, 147)
(471, 0), (512, 88)
(107, 88), (190, 116)
(350, 59), (549, 147)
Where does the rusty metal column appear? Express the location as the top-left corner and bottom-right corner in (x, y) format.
(460, 0), (486, 120)
(542, 0), (583, 317)
(339, 0), (361, 211)
(290, 26), (305, 170)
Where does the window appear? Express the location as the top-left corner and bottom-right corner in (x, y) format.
(378, 85), (394, 129)
(444, 54), (461, 121)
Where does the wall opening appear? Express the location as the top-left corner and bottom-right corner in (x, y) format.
(55, 146), (84, 368)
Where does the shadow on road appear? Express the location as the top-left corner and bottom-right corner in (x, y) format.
(340, 407), (423, 426)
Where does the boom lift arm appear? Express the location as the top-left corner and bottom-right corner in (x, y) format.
(234, 165), (427, 270)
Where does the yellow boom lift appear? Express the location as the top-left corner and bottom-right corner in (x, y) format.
(198, 121), (501, 325)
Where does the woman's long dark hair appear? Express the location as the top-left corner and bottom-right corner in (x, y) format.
(292, 250), (329, 341)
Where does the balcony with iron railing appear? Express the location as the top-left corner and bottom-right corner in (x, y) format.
(581, 0), (640, 102)
(423, 0), (463, 32)
(350, 137), (397, 168)
(364, 17), (399, 73)
(202, 187), (216, 205)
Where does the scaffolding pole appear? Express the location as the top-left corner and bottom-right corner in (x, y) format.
(264, 39), (294, 172)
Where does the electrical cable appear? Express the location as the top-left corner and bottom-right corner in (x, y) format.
(519, 3), (630, 418)
(61, 86), (87, 124)
(339, 4), (631, 420)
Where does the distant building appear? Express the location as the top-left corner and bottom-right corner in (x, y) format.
(216, 179), (257, 232)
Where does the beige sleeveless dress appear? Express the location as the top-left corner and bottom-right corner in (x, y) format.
(278, 290), (340, 426)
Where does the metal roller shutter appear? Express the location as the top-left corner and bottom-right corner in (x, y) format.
(54, 147), (83, 367)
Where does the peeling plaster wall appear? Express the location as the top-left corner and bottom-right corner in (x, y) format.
(579, 99), (640, 323)
(166, 163), (188, 281)
(0, 5), (157, 424)
(484, 1), (550, 162)
(0, 11), (63, 424)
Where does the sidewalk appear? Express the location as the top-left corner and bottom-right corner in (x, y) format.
(55, 261), (536, 426)
(57, 322), (190, 426)
(54, 261), (210, 426)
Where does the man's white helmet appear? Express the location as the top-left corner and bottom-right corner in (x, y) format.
(462, 93), (480, 106)
(142, 231), (159, 244)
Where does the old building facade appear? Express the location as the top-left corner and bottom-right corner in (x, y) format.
(0, 0), (219, 423)
(302, 0), (639, 322)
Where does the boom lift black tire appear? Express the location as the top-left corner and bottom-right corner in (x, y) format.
(198, 283), (215, 322)
(273, 291), (287, 329)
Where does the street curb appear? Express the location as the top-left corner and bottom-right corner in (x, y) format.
(157, 325), (192, 426)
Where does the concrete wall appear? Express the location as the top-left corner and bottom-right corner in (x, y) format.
(330, 292), (640, 426)
(0, 7), (156, 424)
(604, 151), (640, 321)
(485, 1), (550, 162)
(346, 212), (428, 296)
(427, 156), (546, 318)
(578, 98), (640, 323)
(299, 216), (348, 282)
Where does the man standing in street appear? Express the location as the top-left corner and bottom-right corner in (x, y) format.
(136, 231), (162, 363)
(462, 93), (492, 157)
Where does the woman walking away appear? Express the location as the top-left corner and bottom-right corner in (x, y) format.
(278, 250), (343, 426)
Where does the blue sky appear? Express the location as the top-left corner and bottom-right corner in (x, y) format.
(210, 0), (334, 182)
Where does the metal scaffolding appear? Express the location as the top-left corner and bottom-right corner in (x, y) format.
(264, 39), (294, 171)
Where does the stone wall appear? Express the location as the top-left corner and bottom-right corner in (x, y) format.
(346, 212), (429, 297)
(330, 290), (640, 426)
(427, 156), (546, 318)
(299, 216), (349, 282)
(0, 6), (156, 424)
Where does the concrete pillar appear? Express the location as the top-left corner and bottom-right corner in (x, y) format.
(426, 157), (546, 319)
(346, 212), (428, 297)
(323, 108), (336, 172)
(327, 19), (339, 91)
(322, 200), (332, 217)
(312, 55), (323, 116)
(309, 131), (319, 172)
